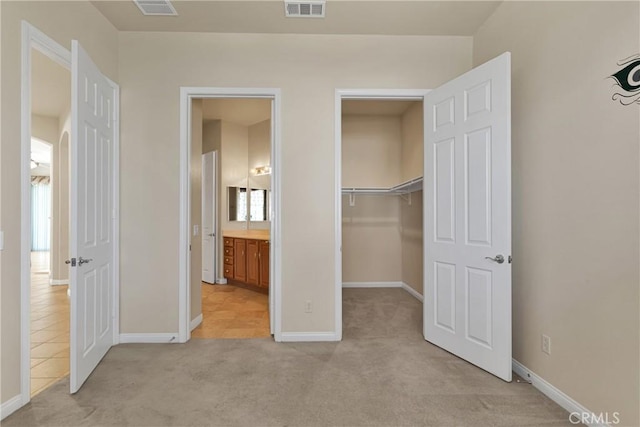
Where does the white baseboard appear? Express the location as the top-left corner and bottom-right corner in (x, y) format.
(190, 313), (203, 331)
(49, 279), (68, 286)
(119, 333), (178, 344)
(342, 281), (403, 288)
(401, 282), (424, 302)
(216, 278), (227, 285)
(512, 359), (606, 427)
(342, 281), (424, 302)
(1, 394), (24, 421)
(279, 332), (339, 342)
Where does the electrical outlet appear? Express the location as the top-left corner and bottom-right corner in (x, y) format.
(542, 334), (551, 355)
(304, 300), (312, 313)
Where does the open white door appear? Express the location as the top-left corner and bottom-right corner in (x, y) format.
(202, 151), (216, 284)
(70, 40), (118, 393)
(424, 53), (511, 381)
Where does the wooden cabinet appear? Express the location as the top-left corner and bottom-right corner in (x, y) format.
(259, 241), (270, 288)
(223, 236), (269, 293)
(223, 238), (234, 280)
(234, 239), (247, 281)
(246, 240), (260, 285)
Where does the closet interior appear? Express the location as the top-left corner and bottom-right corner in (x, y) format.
(341, 99), (425, 334)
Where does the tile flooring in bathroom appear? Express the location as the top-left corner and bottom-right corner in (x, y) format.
(30, 251), (70, 397)
(191, 283), (271, 339)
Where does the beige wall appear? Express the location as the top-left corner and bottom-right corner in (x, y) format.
(220, 121), (249, 232)
(342, 115), (402, 188)
(400, 102), (423, 183)
(248, 119), (271, 231)
(190, 99), (203, 323)
(117, 31), (471, 335)
(342, 195), (402, 283)
(474, 2), (639, 424)
(1, 0), (118, 407)
(400, 191), (423, 294)
(203, 120), (223, 281)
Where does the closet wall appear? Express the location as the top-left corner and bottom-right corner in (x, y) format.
(341, 101), (424, 294)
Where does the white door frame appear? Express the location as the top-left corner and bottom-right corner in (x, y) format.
(334, 89), (430, 340)
(178, 87), (282, 343)
(19, 21), (120, 405)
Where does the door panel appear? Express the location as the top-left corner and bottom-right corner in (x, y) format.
(70, 40), (117, 393)
(234, 239), (246, 281)
(202, 152), (216, 284)
(246, 240), (259, 285)
(259, 241), (270, 289)
(424, 52), (511, 381)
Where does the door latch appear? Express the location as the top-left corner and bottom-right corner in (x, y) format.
(65, 258), (77, 267)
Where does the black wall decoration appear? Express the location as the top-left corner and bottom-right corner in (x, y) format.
(610, 54), (640, 105)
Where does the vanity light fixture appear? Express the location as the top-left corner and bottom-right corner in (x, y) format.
(253, 166), (272, 176)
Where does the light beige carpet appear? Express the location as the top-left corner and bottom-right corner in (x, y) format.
(4, 288), (573, 426)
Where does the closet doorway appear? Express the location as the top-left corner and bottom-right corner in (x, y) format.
(336, 92), (427, 340)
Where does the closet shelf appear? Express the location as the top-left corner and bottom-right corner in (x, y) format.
(341, 176), (423, 195)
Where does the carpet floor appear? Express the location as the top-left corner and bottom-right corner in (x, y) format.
(4, 288), (573, 426)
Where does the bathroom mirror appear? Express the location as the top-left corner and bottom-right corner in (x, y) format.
(249, 188), (269, 222)
(228, 187), (270, 222)
(228, 186), (247, 221)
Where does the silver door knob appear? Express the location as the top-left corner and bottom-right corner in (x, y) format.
(78, 257), (93, 266)
(485, 254), (505, 264)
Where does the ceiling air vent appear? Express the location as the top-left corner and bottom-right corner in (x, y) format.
(134, 0), (178, 16)
(285, 1), (325, 18)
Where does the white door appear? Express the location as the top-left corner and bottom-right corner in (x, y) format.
(423, 53), (512, 381)
(202, 151), (216, 284)
(70, 40), (118, 393)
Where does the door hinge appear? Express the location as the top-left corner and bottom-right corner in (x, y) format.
(508, 255), (512, 264)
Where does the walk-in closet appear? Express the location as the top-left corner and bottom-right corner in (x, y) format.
(340, 99), (425, 338)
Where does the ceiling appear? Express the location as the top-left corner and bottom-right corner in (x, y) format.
(202, 98), (271, 126)
(92, 1), (501, 36)
(31, 49), (71, 119)
(342, 99), (418, 116)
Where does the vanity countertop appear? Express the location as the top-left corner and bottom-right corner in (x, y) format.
(223, 229), (270, 240)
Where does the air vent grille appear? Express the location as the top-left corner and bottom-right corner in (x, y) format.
(134, 0), (178, 16)
(285, 1), (325, 18)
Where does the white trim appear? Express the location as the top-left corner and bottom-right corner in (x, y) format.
(334, 89), (430, 344)
(512, 359), (606, 427)
(20, 20), (72, 409)
(119, 333), (179, 344)
(49, 279), (69, 286)
(401, 283), (424, 302)
(190, 313), (203, 331)
(279, 332), (339, 342)
(179, 87), (283, 344)
(342, 281), (424, 301)
(342, 281), (403, 288)
(0, 394), (24, 421)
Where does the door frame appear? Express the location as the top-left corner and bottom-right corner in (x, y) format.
(178, 87), (282, 343)
(19, 21), (121, 404)
(334, 89), (430, 340)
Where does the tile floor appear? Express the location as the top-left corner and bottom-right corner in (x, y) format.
(191, 283), (270, 339)
(30, 252), (70, 397)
